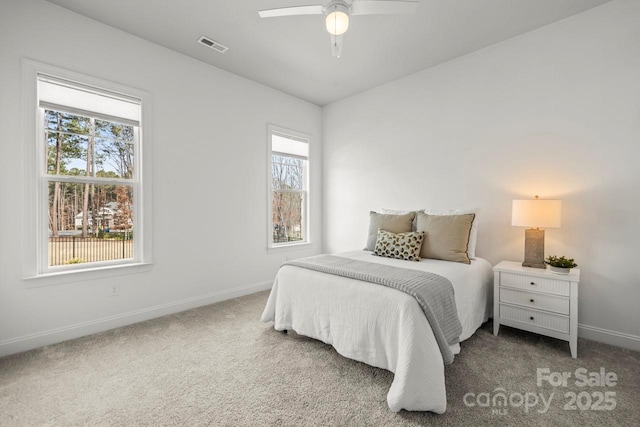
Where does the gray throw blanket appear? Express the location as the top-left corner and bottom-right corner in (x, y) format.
(284, 255), (463, 364)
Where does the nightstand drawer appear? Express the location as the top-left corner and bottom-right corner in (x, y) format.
(500, 272), (570, 296)
(500, 304), (570, 334)
(500, 287), (570, 315)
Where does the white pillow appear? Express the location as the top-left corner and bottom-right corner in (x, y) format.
(379, 208), (419, 215)
(422, 209), (479, 259)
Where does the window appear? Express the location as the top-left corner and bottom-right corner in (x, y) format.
(30, 69), (149, 276)
(268, 125), (310, 248)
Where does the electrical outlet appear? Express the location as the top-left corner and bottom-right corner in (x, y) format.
(110, 285), (120, 297)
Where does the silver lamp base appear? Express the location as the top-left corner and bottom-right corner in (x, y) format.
(523, 228), (546, 269)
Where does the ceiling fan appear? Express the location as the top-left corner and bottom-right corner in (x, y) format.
(258, 0), (419, 58)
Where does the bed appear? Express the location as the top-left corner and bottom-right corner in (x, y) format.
(261, 249), (494, 413)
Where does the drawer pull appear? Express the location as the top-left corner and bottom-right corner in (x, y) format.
(530, 299), (535, 303)
(529, 316), (535, 321)
(530, 282), (536, 285)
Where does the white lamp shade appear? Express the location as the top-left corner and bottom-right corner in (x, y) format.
(512, 199), (561, 228)
(326, 9), (349, 35)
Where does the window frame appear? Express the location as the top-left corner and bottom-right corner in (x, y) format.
(22, 60), (153, 285)
(267, 124), (311, 250)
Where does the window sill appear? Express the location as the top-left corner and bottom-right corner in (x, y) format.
(267, 242), (313, 254)
(23, 262), (153, 288)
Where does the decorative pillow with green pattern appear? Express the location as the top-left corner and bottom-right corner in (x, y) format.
(374, 229), (425, 262)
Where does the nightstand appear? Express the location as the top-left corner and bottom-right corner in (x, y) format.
(493, 261), (580, 358)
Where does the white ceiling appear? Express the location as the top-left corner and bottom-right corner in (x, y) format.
(47, 0), (611, 106)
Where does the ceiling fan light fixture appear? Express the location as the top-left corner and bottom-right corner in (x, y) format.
(325, 4), (349, 35)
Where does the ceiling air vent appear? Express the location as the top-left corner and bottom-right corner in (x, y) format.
(198, 36), (229, 53)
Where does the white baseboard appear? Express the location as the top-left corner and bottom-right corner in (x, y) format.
(0, 280), (273, 357)
(578, 323), (640, 352)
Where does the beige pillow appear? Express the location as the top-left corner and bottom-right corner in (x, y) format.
(379, 208), (422, 231)
(365, 211), (415, 251)
(424, 208), (479, 259)
(416, 212), (475, 264)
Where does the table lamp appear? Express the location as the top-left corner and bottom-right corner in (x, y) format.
(512, 196), (561, 268)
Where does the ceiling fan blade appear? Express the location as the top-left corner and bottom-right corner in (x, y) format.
(351, 0), (418, 15)
(258, 5), (324, 18)
(330, 34), (343, 58)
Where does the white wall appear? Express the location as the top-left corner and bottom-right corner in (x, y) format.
(323, 0), (640, 349)
(0, 0), (322, 356)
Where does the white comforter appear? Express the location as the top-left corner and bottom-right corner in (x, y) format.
(261, 250), (494, 413)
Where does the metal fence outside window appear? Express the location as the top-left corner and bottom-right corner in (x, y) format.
(49, 236), (133, 266)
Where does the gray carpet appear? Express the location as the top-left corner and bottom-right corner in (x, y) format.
(1, 290), (638, 426)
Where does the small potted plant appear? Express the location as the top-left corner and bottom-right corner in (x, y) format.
(545, 255), (578, 275)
